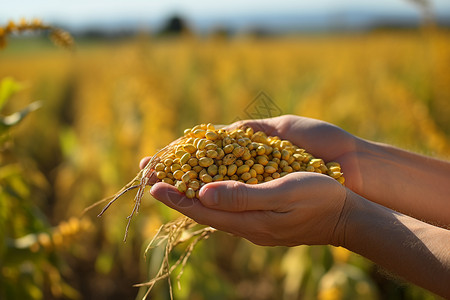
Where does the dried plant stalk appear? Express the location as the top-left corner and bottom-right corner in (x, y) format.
(0, 18), (74, 50)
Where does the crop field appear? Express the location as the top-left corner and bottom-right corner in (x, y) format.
(1, 27), (449, 299)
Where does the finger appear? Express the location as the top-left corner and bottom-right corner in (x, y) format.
(223, 115), (286, 135)
(139, 157), (151, 169)
(149, 182), (276, 240)
(198, 177), (295, 212)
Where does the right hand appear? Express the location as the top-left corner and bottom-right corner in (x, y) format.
(228, 115), (363, 191)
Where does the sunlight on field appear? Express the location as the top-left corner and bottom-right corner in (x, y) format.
(1, 28), (449, 299)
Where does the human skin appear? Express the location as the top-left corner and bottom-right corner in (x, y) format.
(141, 115), (450, 298)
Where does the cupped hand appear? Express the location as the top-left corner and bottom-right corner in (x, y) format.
(227, 115), (363, 191)
(150, 172), (348, 247)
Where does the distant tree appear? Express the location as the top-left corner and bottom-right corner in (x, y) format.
(158, 14), (192, 36)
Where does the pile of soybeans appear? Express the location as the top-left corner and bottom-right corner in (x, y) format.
(151, 123), (344, 199)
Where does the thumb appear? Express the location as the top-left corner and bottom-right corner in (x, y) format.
(198, 179), (291, 212)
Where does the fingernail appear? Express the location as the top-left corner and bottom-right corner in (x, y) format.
(200, 186), (218, 206)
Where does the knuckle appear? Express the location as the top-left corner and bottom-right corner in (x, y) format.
(230, 182), (248, 211)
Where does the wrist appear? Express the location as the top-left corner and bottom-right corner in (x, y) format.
(330, 187), (355, 247)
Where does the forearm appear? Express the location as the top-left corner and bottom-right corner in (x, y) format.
(335, 190), (450, 298)
(353, 139), (450, 227)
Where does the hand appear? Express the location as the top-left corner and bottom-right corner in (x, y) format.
(226, 115), (363, 192)
(150, 172), (347, 247)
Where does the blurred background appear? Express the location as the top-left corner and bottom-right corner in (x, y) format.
(0, 0), (449, 299)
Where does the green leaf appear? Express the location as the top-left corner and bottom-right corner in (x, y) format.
(0, 77), (23, 110)
(0, 101), (42, 133)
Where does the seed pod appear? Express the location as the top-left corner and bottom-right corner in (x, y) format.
(287, 156), (295, 165)
(184, 128), (192, 135)
(207, 165), (218, 176)
(205, 143), (217, 151)
(310, 158), (323, 168)
(162, 178), (174, 185)
(176, 181), (187, 193)
(171, 163), (181, 173)
(267, 161), (278, 169)
(222, 137), (232, 146)
(175, 150), (188, 158)
(241, 172), (251, 181)
(256, 156), (268, 166)
(329, 166), (341, 173)
(188, 180), (200, 191)
(218, 165), (227, 176)
(245, 159), (254, 167)
(230, 174), (239, 181)
(186, 188), (196, 198)
(182, 172), (191, 183)
(181, 164), (191, 172)
(155, 163), (165, 171)
(293, 153), (303, 161)
(237, 164), (250, 175)
(193, 165), (203, 173)
(291, 161), (301, 171)
(223, 144), (234, 154)
(279, 160), (289, 169)
(263, 145), (273, 155)
(180, 153), (191, 165)
(256, 145), (265, 155)
(197, 139), (207, 150)
(164, 158), (174, 166)
(187, 170), (198, 179)
(264, 165), (277, 174)
(188, 157), (198, 167)
(201, 174), (213, 183)
(183, 144), (197, 154)
(206, 150), (218, 159)
(246, 178), (258, 184)
(205, 131), (218, 140)
(233, 146), (245, 158)
(242, 149), (252, 160)
(328, 171), (342, 179)
(227, 164), (237, 176)
(281, 149), (291, 161)
(252, 164), (264, 175)
(283, 166), (293, 173)
(223, 154), (237, 165)
(173, 170), (184, 180)
(156, 171), (166, 179)
(199, 157), (214, 168)
(216, 148), (225, 159)
(193, 129), (206, 138)
(213, 174), (223, 181)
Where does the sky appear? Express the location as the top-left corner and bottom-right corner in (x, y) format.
(1, 0), (450, 31)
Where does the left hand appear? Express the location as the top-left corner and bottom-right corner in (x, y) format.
(149, 172), (348, 247)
